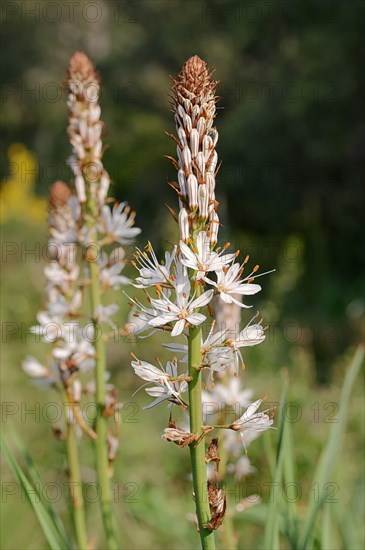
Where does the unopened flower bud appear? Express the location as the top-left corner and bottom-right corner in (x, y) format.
(75, 174), (86, 203)
(191, 104), (200, 124)
(178, 169), (187, 196)
(98, 171), (110, 204)
(183, 113), (192, 133)
(206, 173), (216, 196)
(190, 129), (199, 159)
(198, 184), (209, 220)
(207, 150), (218, 174)
(196, 117), (206, 138)
(72, 379), (82, 403)
(108, 434), (119, 462)
(179, 208), (189, 242)
(85, 245), (99, 262)
(109, 247), (125, 264)
(202, 135), (213, 162)
(210, 212), (219, 246)
(22, 356), (49, 378)
(49, 181), (71, 208)
(187, 174), (198, 210)
(196, 152), (205, 181)
(94, 140), (102, 159)
(182, 146), (192, 174)
(178, 126), (187, 147)
(79, 118), (88, 140)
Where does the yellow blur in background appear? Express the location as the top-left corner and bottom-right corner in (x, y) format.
(0, 144), (47, 225)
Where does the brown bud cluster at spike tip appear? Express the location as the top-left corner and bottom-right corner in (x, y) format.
(49, 180), (72, 209)
(177, 55), (216, 98)
(66, 51), (109, 207)
(169, 55), (220, 244)
(67, 51), (100, 90)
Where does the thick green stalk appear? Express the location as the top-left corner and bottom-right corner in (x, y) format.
(65, 418), (88, 549)
(188, 324), (216, 549)
(86, 196), (120, 549)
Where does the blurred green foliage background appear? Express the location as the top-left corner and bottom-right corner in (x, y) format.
(1, 1), (364, 548)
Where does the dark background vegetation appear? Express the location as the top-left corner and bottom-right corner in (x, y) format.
(2, 0), (364, 383)
(1, 1), (364, 548)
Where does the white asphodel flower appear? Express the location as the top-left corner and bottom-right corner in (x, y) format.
(148, 283), (214, 336)
(99, 263), (130, 290)
(202, 377), (254, 424)
(22, 356), (51, 378)
(164, 320), (265, 375)
(125, 309), (158, 337)
(47, 288), (83, 317)
(131, 358), (171, 384)
(230, 399), (274, 439)
(206, 262), (262, 307)
(179, 231), (235, 280)
(131, 357), (188, 409)
(133, 244), (176, 288)
(44, 261), (80, 293)
(123, 293), (162, 338)
(203, 377), (254, 411)
(98, 253), (130, 290)
(229, 456), (256, 480)
(53, 334), (96, 372)
(229, 323), (266, 369)
(200, 323), (232, 378)
(164, 322), (228, 363)
(49, 196), (81, 244)
(98, 202), (141, 244)
(29, 312), (64, 343)
(93, 303), (119, 325)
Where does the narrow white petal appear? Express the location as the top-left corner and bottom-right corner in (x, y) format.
(186, 313), (206, 326)
(149, 314), (177, 327)
(233, 284), (261, 295)
(190, 289), (214, 309)
(171, 319), (186, 336)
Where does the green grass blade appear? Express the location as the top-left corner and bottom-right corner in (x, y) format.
(263, 429), (276, 479)
(299, 345), (364, 549)
(321, 503), (331, 549)
(263, 376), (289, 549)
(9, 429), (72, 548)
(1, 432), (72, 550)
(282, 418), (299, 544)
(334, 475), (364, 549)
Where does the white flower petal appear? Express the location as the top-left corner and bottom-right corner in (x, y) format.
(171, 319), (186, 336)
(190, 289), (214, 309)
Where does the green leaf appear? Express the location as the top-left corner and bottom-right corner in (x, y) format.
(9, 429), (72, 548)
(263, 374), (289, 550)
(282, 414), (299, 545)
(299, 346), (364, 549)
(1, 432), (73, 550)
(334, 475), (364, 549)
(320, 502), (331, 549)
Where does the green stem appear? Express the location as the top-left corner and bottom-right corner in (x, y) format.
(86, 197), (120, 549)
(64, 401), (88, 549)
(188, 324), (216, 549)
